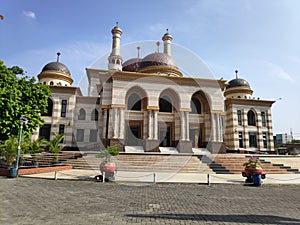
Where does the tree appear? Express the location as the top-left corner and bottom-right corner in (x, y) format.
(0, 60), (51, 141)
(0, 135), (29, 166)
(48, 132), (64, 163)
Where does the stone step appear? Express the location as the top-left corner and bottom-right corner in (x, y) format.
(66, 154), (212, 173)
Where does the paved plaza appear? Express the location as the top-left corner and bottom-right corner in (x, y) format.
(0, 177), (299, 225)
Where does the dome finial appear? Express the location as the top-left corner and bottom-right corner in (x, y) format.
(235, 70), (238, 79)
(56, 52), (61, 62)
(156, 41), (161, 53)
(116, 21), (119, 27)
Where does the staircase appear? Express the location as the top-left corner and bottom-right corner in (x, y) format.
(65, 153), (212, 173)
(64, 153), (300, 175)
(200, 155), (233, 174)
(259, 157), (300, 174)
(200, 155), (298, 174)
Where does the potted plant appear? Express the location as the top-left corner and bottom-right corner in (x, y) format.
(48, 132), (64, 165)
(96, 144), (119, 179)
(242, 156), (265, 185)
(0, 136), (18, 168)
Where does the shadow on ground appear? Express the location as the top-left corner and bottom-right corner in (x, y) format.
(126, 214), (300, 224)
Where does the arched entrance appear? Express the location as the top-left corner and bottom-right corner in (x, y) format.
(125, 86), (147, 146)
(158, 89), (180, 147)
(189, 90), (211, 148)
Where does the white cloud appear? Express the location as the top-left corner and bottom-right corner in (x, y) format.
(263, 61), (294, 82)
(23, 10), (36, 19)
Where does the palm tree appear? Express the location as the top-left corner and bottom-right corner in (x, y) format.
(0, 136), (18, 167)
(48, 132), (64, 163)
(29, 137), (48, 166)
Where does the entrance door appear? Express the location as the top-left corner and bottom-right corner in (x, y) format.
(190, 128), (203, 148)
(39, 124), (51, 141)
(126, 125), (141, 146)
(159, 124), (171, 147)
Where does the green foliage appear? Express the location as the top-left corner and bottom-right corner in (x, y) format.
(0, 60), (51, 141)
(243, 156), (262, 167)
(290, 139), (300, 144)
(0, 135), (32, 165)
(29, 137), (48, 155)
(96, 144), (119, 163)
(48, 132), (64, 162)
(0, 136), (18, 165)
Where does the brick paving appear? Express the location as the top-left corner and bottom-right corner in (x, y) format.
(0, 177), (299, 225)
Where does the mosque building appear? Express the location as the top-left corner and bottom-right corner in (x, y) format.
(34, 24), (275, 154)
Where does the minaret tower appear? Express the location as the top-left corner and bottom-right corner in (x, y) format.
(108, 22), (123, 70)
(162, 29), (173, 56)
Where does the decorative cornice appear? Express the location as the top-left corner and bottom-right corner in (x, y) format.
(38, 70), (73, 84)
(224, 86), (253, 96)
(111, 71), (223, 88)
(49, 86), (82, 96)
(225, 98), (275, 107)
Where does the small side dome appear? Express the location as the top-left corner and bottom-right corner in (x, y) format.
(41, 62), (71, 75)
(38, 53), (73, 86)
(226, 78), (250, 90)
(224, 70), (253, 99)
(122, 58), (140, 72)
(139, 52), (178, 70)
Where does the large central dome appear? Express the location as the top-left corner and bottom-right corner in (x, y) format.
(122, 52), (182, 77)
(139, 52), (178, 70)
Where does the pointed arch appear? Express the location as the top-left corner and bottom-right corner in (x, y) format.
(78, 108), (86, 120)
(247, 109), (256, 126)
(159, 88), (180, 112)
(191, 98), (201, 114)
(128, 93), (142, 111)
(91, 108), (99, 121)
(190, 90), (210, 114)
(125, 86), (148, 111)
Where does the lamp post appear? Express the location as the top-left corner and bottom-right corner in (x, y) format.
(15, 115), (28, 175)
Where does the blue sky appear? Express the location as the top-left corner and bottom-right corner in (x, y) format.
(1, 0), (300, 137)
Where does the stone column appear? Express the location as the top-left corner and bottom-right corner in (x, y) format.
(215, 114), (222, 142)
(148, 110), (153, 139)
(180, 111), (185, 140)
(113, 108), (119, 138)
(153, 110), (158, 140)
(119, 108), (125, 139)
(211, 114), (216, 141)
(185, 111), (190, 141)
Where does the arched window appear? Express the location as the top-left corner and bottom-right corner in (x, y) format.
(91, 109), (99, 121)
(127, 93), (141, 111)
(247, 110), (256, 126)
(50, 81), (54, 86)
(42, 98), (53, 116)
(159, 96), (172, 112)
(190, 98), (201, 114)
(78, 108), (86, 120)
